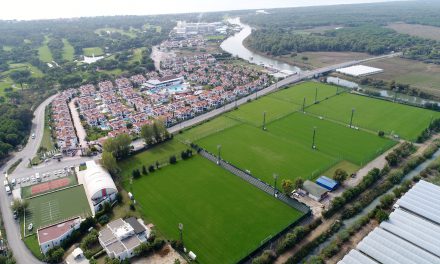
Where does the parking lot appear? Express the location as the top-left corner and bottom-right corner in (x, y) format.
(12, 166), (75, 189)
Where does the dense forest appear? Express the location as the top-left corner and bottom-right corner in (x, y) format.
(242, 1), (440, 63)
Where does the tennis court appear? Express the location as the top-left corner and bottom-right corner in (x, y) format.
(21, 174), (77, 198)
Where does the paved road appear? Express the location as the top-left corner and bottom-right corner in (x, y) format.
(0, 95), (58, 264)
(200, 150), (310, 213)
(0, 52), (401, 264)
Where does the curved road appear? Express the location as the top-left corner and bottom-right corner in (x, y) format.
(0, 94), (58, 264)
(0, 52), (400, 264)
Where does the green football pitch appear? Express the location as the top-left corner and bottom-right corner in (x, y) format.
(122, 156), (304, 264)
(25, 186), (91, 234)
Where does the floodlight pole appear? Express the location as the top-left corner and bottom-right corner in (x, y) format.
(349, 108), (355, 128)
(394, 89), (398, 102)
(314, 87), (318, 103)
(273, 173), (278, 197)
(263, 111), (267, 130)
(302, 97), (306, 112)
(178, 223), (183, 243)
(312, 127), (317, 149)
(217, 144), (222, 165)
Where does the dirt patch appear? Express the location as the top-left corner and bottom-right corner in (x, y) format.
(327, 220), (378, 264)
(132, 245), (186, 264)
(31, 178), (71, 195)
(387, 22), (440, 41)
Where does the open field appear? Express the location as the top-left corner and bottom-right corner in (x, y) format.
(365, 57), (440, 97)
(25, 186), (91, 234)
(83, 47), (104, 56)
(62, 39), (75, 61)
(176, 116), (240, 143)
(322, 160), (360, 178)
(122, 156), (303, 264)
(277, 51), (372, 69)
(307, 92), (440, 140)
(39, 106), (55, 152)
(38, 37), (53, 63)
(118, 140), (189, 178)
(387, 22), (440, 41)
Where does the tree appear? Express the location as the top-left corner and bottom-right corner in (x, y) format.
(281, 179), (294, 194)
(103, 134), (132, 159)
(375, 209), (389, 222)
(141, 124), (155, 145)
(10, 199), (29, 214)
(294, 178), (304, 189)
(169, 155), (177, 164)
(380, 193), (395, 209)
(101, 151), (119, 174)
(333, 169), (348, 184)
(142, 165), (148, 175)
(10, 70), (31, 89)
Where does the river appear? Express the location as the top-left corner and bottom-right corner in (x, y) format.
(220, 18), (301, 75)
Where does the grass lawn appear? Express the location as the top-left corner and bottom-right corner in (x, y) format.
(62, 39), (75, 61)
(123, 156), (303, 264)
(40, 106), (54, 152)
(23, 234), (44, 260)
(95, 27), (137, 38)
(83, 47), (104, 57)
(176, 116), (240, 142)
(38, 37), (53, 63)
(277, 51), (371, 69)
(197, 112), (395, 183)
(322, 160), (360, 178)
(118, 140), (189, 178)
(307, 93), (440, 140)
(2, 46), (13, 51)
(25, 186), (91, 234)
(8, 63), (44, 78)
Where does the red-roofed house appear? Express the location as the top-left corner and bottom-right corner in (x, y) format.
(37, 217), (82, 254)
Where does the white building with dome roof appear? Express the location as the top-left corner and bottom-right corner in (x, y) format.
(81, 160), (118, 212)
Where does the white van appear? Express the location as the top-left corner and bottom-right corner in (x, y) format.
(5, 185), (11, 195)
(35, 173), (41, 182)
(31, 133), (35, 139)
(11, 178), (16, 186)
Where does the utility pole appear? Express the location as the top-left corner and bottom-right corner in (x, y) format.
(312, 127), (317, 149)
(302, 97), (306, 113)
(217, 144), (221, 165)
(273, 173), (278, 197)
(263, 111), (267, 130)
(349, 108), (355, 128)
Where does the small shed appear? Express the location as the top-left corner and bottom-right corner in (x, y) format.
(302, 180), (328, 201)
(316, 176), (338, 191)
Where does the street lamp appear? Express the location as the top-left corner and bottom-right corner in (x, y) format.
(273, 173), (278, 197)
(262, 111), (267, 131)
(349, 108), (355, 128)
(217, 144), (222, 165)
(178, 223), (184, 243)
(312, 126), (317, 149)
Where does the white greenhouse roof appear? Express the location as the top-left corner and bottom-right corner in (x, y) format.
(338, 180), (440, 264)
(336, 65), (383, 77)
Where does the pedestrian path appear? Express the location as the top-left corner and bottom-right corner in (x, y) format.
(199, 149), (310, 214)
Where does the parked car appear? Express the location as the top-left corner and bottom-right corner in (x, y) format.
(28, 223), (33, 231)
(13, 211), (18, 220)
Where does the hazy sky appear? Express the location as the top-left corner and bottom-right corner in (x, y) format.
(1, 0), (395, 20)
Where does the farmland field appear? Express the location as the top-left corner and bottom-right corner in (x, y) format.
(306, 92), (440, 140)
(365, 57), (440, 98)
(121, 156), (303, 264)
(387, 22), (440, 41)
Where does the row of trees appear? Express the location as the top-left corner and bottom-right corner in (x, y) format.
(101, 134), (132, 174)
(140, 120), (170, 146)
